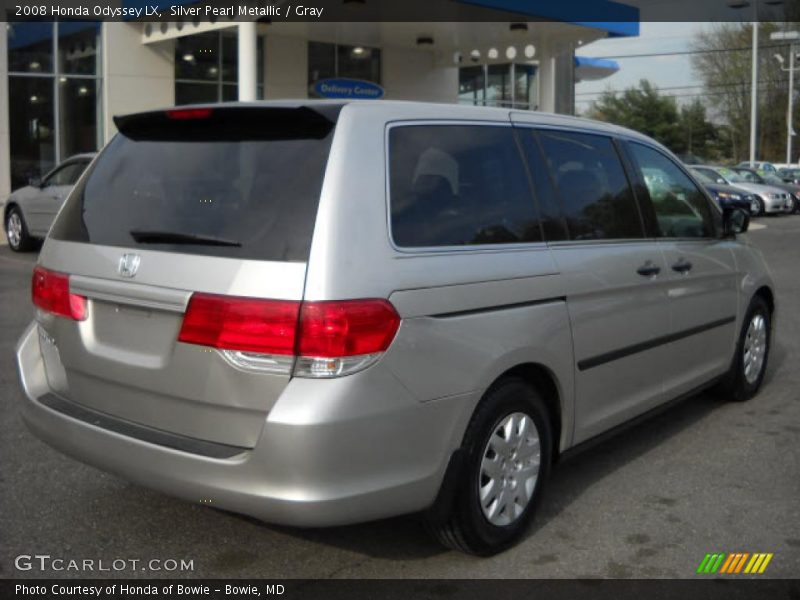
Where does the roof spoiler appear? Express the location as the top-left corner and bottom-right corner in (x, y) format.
(113, 105), (343, 142)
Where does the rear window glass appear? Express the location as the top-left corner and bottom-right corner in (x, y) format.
(389, 125), (541, 248)
(50, 107), (336, 262)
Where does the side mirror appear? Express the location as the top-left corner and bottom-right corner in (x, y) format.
(723, 207), (749, 237)
(28, 176), (42, 188)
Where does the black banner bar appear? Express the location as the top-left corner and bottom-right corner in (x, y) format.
(3, 579), (800, 600)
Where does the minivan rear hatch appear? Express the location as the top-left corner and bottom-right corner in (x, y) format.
(38, 104), (340, 449)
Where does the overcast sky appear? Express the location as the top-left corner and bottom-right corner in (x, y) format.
(575, 22), (713, 115)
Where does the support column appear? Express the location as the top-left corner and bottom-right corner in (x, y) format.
(538, 48), (557, 113)
(238, 22), (257, 102)
(0, 24), (10, 200)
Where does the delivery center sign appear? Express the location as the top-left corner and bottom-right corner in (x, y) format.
(313, 78), (385, 99)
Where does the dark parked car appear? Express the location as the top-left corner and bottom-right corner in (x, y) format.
(691, 168), (756, 214)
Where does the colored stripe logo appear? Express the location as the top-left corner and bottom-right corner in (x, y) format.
(696, 553), (773, 574)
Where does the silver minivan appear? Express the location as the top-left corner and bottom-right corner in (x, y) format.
(15, 101), (774, 555)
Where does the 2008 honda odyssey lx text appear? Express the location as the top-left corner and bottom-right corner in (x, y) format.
(16, 101), (774, 555)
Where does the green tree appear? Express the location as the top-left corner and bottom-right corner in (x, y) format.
(588, 80), (681, 149)
(588, 79), (720, 158)
(677, 99), (723, 160)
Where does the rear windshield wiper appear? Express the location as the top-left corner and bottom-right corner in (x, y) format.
(129, 229), (242, 247)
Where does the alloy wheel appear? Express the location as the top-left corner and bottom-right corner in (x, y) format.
(478, 412), (541, 527)
(743, 313), (767, 385)
(6, 212), (22, 249)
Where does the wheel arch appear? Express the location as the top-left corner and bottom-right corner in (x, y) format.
(494, 363), (564, 461)
(3, 201), (19, 223)
(754, 285), (774, 316)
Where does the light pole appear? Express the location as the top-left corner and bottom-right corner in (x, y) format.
(729, 0), (784, 166)
(771, 30), (799, 166)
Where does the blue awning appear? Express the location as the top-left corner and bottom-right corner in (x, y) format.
(575, 56), (621, 81)
(457, 0), (639, 37)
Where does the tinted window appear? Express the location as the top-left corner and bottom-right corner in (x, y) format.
(628, 143), (717, 239)
(537, 131), (643, 240)
(389, 125), (541, 248)
(50, 108), (336, 262)
(516, 131), (567, 241)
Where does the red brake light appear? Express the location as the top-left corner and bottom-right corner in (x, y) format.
(178, 295), (400, 359)
(297, 300), (400, 357)
(165, 108), (213, 120)
(178, 294), (300, 355)
(31, 266), (87, 321)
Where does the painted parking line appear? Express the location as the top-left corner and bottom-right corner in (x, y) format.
(748, 222), (766, 231)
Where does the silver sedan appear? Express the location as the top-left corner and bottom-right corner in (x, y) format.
(4, 154), (95, 252)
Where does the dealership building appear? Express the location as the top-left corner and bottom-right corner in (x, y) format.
(0, 1), (637, 198)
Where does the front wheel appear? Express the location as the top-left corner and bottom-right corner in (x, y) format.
(750, 196), (765, 217)
(715, 296), (771, 402)
(427, 378), (552, 555)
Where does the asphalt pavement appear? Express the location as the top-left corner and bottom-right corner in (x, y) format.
(1, 219), (798, 579)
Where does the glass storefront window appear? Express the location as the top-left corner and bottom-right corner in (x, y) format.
(514, 64), (537, 110)
(8, 77), (56, 189)
(459, 63), (538, 111)
(308, 41), (335, 85)
(337, 44), (380, 82)
(175, 32), (219, 82)
(7, 22), (54, 73)
(486, 64), (511, 108)
(7, 22), (102, 190)
(175, 82), (219, 105)
(175, 31), (264, 104)
(458, 66), (486, 106)
(59, 78), (100, 158)
(58, 22), (101, 75)
(308, 42), (381, 94)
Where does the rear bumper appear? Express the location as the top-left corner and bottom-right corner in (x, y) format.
(16, 321), (469, 527)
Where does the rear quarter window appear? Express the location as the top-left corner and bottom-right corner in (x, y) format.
(388, 125), (541, 248)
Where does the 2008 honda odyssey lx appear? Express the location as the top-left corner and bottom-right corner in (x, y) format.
(16, 101), (774, 555)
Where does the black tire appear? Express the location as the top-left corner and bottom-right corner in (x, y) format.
(751, 196), (765, 217)
(427, 377), (552, 555)
(4, 206), (36, 252)
(714, 296), (771, 402)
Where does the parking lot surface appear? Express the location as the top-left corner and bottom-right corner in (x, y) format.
(1, 219), (798, 579)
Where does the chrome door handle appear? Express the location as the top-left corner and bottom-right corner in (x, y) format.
(672, 259), (693, 274)
(636, 261), (661, 277)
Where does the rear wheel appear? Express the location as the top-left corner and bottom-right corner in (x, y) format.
(4, 207), (35, 252)
(715, 296), (771, 402)
(428, 378), (552, 555)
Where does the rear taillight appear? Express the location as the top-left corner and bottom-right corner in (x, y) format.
(178, 294), (300, 355)
(295, 300), (401, 378)
(31, 266), (87, 321)
(177, 294), (400, 378)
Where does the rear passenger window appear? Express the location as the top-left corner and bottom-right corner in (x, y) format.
(389, 125), (541, 248)
(536, 130), (643, 240)
(627, 142), (718, 239)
